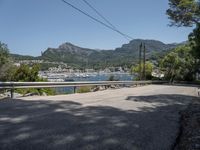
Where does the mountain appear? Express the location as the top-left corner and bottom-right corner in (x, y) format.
(87, 39), (178, 68)
(41, 42), (95, 67)
(12, 39), (182, 69)
(10, 54), (37, 60)
(118, 39), (177, 53)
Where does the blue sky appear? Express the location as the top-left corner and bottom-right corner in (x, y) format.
(0, 0), (194, 56)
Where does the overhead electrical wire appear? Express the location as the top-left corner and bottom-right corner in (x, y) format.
(82, 0), (117, 30)
(61, 0), (133, 41)
(81, 0), (133, 41)
(61, 0), (132, 40)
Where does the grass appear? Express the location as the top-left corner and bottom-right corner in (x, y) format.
(77, 86), (92, 93)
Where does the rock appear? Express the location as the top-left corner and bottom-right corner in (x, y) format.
(0, 94), (4, 97)
(99, 86), (106, 91)
(92, 86), (106, 92)
(2, 92), (22, 98)
(92, 86), (99, 92)
(13, 93), (22, 98)
(109, 85), (120, 89)
(42, 92), (47, 96)
(24, 92), (39, 97)
(3, 92), (11, 97)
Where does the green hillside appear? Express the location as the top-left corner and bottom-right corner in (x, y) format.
(11, 39), (181, 69)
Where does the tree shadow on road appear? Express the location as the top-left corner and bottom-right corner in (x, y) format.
(0, 94), (199, 150)
(126, 94), (199, 105)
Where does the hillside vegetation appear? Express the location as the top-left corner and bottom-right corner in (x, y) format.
(12, 39), (181, 69)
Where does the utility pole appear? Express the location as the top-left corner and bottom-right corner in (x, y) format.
(139, 43), (142, 80)
(143, 43), (146, 80)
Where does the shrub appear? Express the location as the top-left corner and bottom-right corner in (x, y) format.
(77, 86), (91, 93)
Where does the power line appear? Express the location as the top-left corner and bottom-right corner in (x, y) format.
(61, 0), (133, 41)
(61, 0), (132, 40)
(81, 0), (132, 41)
(82, 0), (117, 30)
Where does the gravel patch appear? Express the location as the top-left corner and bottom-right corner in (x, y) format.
(174, 102), (200, 150)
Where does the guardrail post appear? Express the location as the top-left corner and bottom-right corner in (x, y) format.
(10, 88), (14, 99)
(73, 86), (76, 93)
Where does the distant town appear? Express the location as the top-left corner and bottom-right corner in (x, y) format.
(13, 59), (133, 82)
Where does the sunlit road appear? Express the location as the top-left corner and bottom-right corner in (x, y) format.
(0, 85), (198, 150)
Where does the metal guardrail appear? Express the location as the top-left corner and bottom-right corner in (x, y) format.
(0, 80), (167, 98)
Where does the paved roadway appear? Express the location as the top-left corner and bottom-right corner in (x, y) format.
(0, 85), (199, 150)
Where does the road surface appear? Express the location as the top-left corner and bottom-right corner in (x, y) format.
(0, 85), (199, 150)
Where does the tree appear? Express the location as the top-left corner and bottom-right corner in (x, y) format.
(131, 62), (153, 80)
(0, 42), (54, 95)
(166, 0), (200, 76)
(13, 64), (55, 95)
(0, 63), (17, 81)
(161, 45), (195, 82)
(189, 24), (200, 58)
(0, 42), (9, 67)
(0, 42), (13, 81)
(14, 64), (40, 82)
(166, 0), (200, 27)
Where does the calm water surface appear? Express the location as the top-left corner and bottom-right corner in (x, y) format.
(55, 73), (134, 94)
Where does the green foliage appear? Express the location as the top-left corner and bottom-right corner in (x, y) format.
(39, 40), (178, 69)
(15, 88), (40, 96)
(189, 24), (200, 58)
(13, 64), (40, 82)
(15, 87), (55, 96)
(166, 0), (200, 75)
(77, 86), (91, 93)
(38, 88), (56, 95)
(10, 54), (36, 61)
(40, 63), (60, 71)
(131, 62), (153, 80)
(0, 42), (14, 81)
(0, 42), (9, 67)
(160, 45), (195, 81)
(166, 0), (200, 27)
(13, 64), (55, 95)
(0, 42), (55, 95)
(167, 0), (200, 58)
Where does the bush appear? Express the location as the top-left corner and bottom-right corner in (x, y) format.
(77, 86), (92, 93)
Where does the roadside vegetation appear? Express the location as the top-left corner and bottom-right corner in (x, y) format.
(0, 44), (55, 96)
(131, 62), (153, 80)
(132, 0), (200, 82)
(77, 86), (92, 93)
(160, 45), (195, 82)
(164, 0), (200, 82)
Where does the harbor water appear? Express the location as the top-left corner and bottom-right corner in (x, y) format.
(55, 73), (134, 94)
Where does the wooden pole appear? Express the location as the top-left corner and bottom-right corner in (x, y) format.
(143, 43), (146, 80)
(139, 43), (142, 80)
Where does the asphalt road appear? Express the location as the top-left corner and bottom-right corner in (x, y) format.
(0, 85), (199, 150)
